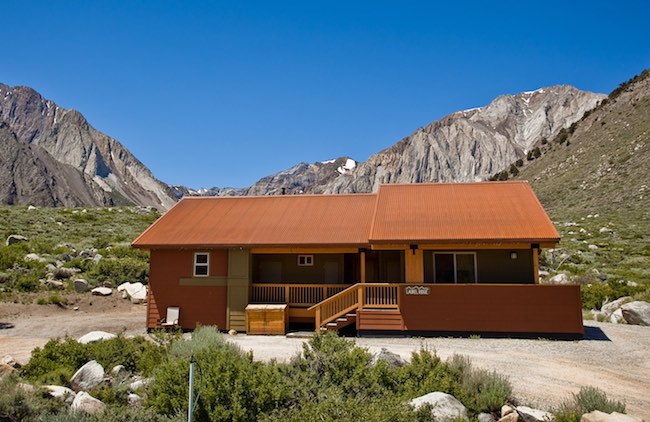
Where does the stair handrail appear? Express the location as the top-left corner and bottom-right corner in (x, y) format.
(308, 283), (362, 329)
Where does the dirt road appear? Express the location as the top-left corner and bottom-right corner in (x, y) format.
(1, 297), (648, 418)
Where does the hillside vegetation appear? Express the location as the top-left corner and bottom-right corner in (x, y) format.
(0, 206), (158, 298)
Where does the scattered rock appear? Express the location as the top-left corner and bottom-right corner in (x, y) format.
(1, 355), (22, 369)
(580, 410), (643, 422)
(70, 360), (105, 391)
(516, 405), (554, 422)
(79, 248), (97, 258)
(120, 282), (148, 304)
(410, 392), (469, 421)
(111, 365), (128, 377)
(370, 347), (406, 367)
(93, 254), (104, 264)
(117, 282), (130, 292)
(73, 306), (80, 311)
(549, 273), (569, 285)
(0, 363), (15, 379)
(610, 308), (625, 324)
(502, 405), (516, 417)
(601, 297), (631, 316)
(45, 385), (76, 403)
(24, 253), (47, 263)
(588, 244), (599, 250)
(91, 287), (113, 296)
(73, 278), (90, 292)
(479, 413), (498, 422)
(129, 378), (151, 391)
(6, 234), (28, 246)
(599, 227), (612, 234)
(78, 331), (117, 344)
(127, 393), (142, 406)
(27, 205), (38, 210)
(43, 279), (65, 290)
(499, 412), (521, 422)
(621, 301), (650, 326)
(17, 382), (36, 393)
(71, 391), (105, 415)
(228, 329), (237, 336)
(54, 267), (79, 279)
(626, 280), (638, 287)
(538, 270), (550, 278)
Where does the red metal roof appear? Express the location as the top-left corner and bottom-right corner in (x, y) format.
(132, 194), (377, 248)
(370, 182), (559, 243)
(132, 181), (559, 248)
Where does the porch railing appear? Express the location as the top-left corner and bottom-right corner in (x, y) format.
(308, 283), (401, 329)
(250, 284), (351, 307)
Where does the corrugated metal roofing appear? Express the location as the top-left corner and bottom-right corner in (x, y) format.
(369, 182), (560, 243)
(132, 194), (377, 247)
(132, 181), (559, 248)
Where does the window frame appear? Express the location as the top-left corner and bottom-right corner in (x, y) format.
(193, 252), (210, 277)
(432, 252), (477, 284)
(297, 254), (314, 267)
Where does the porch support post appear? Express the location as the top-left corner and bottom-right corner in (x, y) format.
(533, 247), (539, 284)
(360, 251), (366, 283)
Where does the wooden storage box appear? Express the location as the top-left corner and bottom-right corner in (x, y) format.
(245, 304), (288, 335)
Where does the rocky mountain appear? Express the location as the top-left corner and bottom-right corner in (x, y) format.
(0, 83), (176, 210)
(514, 70), (650, 215)
(188, 85), (604, 197)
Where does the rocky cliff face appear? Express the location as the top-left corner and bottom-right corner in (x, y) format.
(321, 86), (605, 194)
(0, 83), (176, 210)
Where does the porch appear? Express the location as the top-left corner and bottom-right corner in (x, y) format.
(249, 282), (584, 336)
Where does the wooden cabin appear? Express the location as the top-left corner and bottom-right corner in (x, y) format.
(132, 181), (583, 336)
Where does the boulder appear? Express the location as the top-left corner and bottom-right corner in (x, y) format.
(129, 285), (148, 304)
(580, 411), (643, 422)
(45, 385), (76, 403)
(610, 308), (625, 324)
(621, 301), (650, 326)
(78, 331), (117, 344)
(370, 347), (406, 367)
(71, 391), (105, 415)
(43, 279), (65, 290)
(117, 282), (130, 292)
(129, 378), (151, 391)
(73, 278), (90, 292)
(70, 360), (105, 391)
(516, 405), (554, 422)
(6, 234), (28, 246)
(91, 287), (112, 296)
(111, 365), (128, 377)
(53, 267), (79, 279)
(502, 405), (516, 417)
(228, 329), (238, 336)
(498, 412), (521, 422)
(24, 253), (47, 263)
(127, 393), (142, 406)
(27, 205), (38, 210)
(599, 227), (612, 234)
(549, 273), (569, 285)
(588, 244), (599, 250)
(1, 355), (21, 368)
(0, 363), (15, 379)
(479, 413), (498, 422)
(410, 392), (469, 421)
(93, 254), (103, 265)
(601, 297), (631, 316)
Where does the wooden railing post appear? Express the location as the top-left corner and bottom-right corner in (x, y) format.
(285, 285), (290, 305)
(315, 308), (321, 330)
(357, 284), (364, 310)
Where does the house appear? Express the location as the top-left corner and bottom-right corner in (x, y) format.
(132, 181), (583, 336)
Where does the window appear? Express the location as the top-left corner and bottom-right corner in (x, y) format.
(433, 252), (477, 283)
(297, 255), (314, 266)
(193, 252), (210, 277)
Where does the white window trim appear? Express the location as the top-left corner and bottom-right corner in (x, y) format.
(193, 252), (210, 277)
(297, 254), (314, 266)
(433, 252), (478, 284)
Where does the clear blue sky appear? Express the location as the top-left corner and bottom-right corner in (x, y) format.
(2, 1), (649, 188)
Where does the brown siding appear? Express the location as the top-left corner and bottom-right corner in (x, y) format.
(357, 309), (404, 330)
(359, 285), (583, 335)
(147, 249), (228, 330)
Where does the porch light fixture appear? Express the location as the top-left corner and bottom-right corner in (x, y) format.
(510, 252), (518, 260)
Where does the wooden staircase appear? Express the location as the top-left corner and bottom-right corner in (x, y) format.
(323, 312), (357, 331)
(309, 283), (399, 332)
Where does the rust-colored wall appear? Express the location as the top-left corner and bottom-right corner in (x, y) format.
(147, 249), (228, 330)
(361, 285), (583, 335)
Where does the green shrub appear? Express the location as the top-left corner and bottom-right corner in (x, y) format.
(0, 375), (68, 421)
(555, 386), (625, 422)
(89, 257), (148, 284)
